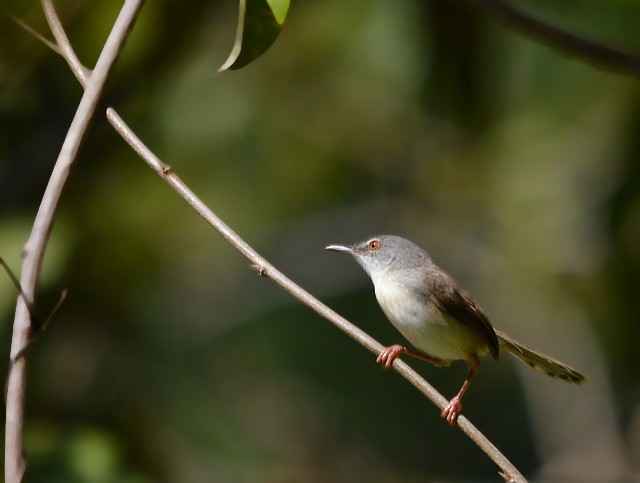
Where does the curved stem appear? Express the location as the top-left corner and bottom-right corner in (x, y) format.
(4, 1), (145, 481)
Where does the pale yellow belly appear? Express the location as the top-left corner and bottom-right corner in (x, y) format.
(375, 281), (486, 362)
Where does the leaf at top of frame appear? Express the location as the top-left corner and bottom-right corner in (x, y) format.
(219, 0), (290, 72)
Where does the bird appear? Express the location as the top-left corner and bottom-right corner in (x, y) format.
(326, 235), (585, 426)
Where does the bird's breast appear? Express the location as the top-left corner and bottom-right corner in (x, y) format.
(372, 275), (486, 361)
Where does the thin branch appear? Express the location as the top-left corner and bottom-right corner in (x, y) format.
(458, 0), (640, 77)
(36, 4), (526, 482)
(7, 12), (63, 56)
(4, 1), (145, 482)
(111, 114), (526, 483)
(41, 0), (91, 85)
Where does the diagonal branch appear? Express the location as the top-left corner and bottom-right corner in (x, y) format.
(114, 112), (530, 483)
(4, 1), (145, 482)
(36, 3), (525, 481)
(458, 0), (640, 77)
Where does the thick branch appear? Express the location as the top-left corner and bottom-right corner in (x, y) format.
(37, 4), (525, 481)
(458, 0), (640, 77)
(4, 1), (144, 482)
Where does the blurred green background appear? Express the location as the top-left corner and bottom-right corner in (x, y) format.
(1, 0), (640, 481)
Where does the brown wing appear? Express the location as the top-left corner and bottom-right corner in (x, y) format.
(427, 272), (499, 359)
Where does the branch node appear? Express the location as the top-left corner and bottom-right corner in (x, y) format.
(160, 164), (173, 176)
(499, 471), (519, 483)
(251, 262), (267, 276)
(9, 345), (30, 369)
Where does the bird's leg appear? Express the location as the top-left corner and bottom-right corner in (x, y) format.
(376, 344), (447, 368)
(441, 355), (480, 426)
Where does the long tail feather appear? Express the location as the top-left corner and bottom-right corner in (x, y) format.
(495, 329), (585, 384)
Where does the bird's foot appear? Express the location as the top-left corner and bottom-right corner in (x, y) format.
(441, 396), (463, 426)
(376, 344), (406, 368)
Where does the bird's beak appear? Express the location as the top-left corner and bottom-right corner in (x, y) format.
(325, 244), (353, 254)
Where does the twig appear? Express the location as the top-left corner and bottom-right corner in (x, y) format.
(36, 3), (526, 481)
(7, 12), (63, 56)
(0, 257), (68, 361)
(0, 259), (35, 314)
(4, 1), (145, 482)
(41, 0), (91, 85)
(457, 0), (640, 77)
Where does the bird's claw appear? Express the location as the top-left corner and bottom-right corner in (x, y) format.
(376, 344), (406, 368)
(441, 396), (463, 426)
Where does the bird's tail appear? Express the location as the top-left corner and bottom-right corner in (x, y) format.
(495, 329), (585, 384)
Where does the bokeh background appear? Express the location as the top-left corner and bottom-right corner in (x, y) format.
(1, 0), (640, 481)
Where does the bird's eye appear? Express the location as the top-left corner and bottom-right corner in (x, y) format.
(368, 240), (380, 251)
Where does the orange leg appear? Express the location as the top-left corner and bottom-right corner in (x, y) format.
(441, 354), (480, 426)
(376, 344), (447, 368)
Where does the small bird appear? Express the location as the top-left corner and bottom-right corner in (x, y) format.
(326, 235), (585, 426)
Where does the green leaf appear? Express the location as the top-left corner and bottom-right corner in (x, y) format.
(219, 0), (290, 72)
